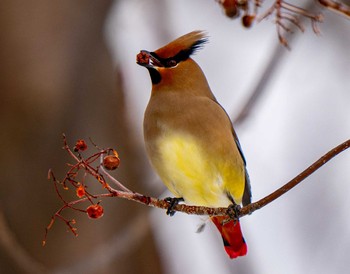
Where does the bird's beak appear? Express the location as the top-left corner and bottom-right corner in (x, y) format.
(136, 50), (163, 68)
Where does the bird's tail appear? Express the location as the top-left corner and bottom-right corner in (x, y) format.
(211, 216), (247, 259)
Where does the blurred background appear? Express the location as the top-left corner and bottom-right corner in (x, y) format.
(1, 0), (350, 273)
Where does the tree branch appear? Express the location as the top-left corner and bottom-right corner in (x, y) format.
(241, 139), (350, 215)
(113, 139), (350, 218)
(44, 136), (350, 243)
(318, 0), (350, 18)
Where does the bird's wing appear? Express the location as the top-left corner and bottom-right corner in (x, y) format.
(212, 99), (252, 206)
(231, 127), (251, 206)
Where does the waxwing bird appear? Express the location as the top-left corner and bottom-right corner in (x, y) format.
(137, 30), (251, 259)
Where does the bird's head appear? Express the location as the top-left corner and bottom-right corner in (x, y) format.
(136, 31), (210, 94)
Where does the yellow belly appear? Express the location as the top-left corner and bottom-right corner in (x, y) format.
(153, 133), (244, 207)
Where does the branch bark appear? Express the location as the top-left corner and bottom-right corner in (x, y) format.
(52, 138), (350, 220)
(106, 139), (350, 218)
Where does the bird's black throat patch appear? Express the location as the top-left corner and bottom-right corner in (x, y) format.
(147, 67), (162, 85)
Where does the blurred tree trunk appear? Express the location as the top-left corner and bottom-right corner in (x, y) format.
(0, 0), (162, 273)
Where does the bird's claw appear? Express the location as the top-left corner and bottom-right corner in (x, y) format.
(227, 203), (241, 221)
(164, 197), (184, 216)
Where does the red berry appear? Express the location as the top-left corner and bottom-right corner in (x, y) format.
(74, 139), (87, 152)
(242, 15), (255, 28)
(76, 185), (85, 198)
(103, 155), (120, 170)
(86, 204), (104, 219)
(220, 0), (239, 18)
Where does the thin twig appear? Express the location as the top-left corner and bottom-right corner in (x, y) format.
(62, 134), (80, 163)
(98, 153), (132, 192)
(257, 0), (323, 48)
(240, 139), (350, 215)
(318, 0), (350, 18)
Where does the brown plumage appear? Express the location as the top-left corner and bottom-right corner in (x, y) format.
(137, 30), (251, 258)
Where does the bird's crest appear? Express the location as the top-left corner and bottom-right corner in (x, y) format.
(153, 30), (208, 61)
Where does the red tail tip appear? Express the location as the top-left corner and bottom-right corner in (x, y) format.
(224, 238), (247, 258)
(211, 216), (247, 259)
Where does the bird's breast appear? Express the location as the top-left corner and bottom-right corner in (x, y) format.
(148, 131), (243, 207)
(143, 94), (245, 207)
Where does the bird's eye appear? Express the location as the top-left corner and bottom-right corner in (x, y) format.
(167, 59), (177, 67)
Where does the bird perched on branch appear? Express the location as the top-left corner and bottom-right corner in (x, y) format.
(137, 30), (251, 259)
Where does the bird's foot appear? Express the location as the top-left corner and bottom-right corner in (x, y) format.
(164, 197), (184, 216)
(227, 203), (241, 222)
